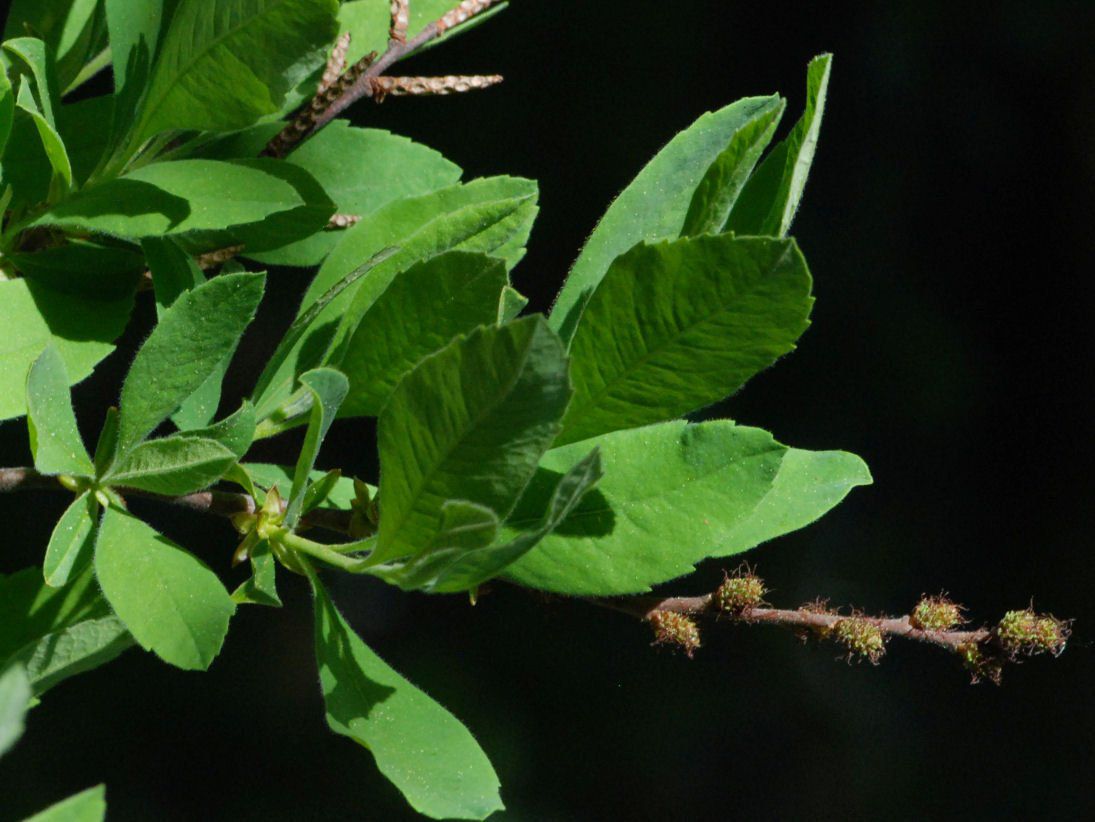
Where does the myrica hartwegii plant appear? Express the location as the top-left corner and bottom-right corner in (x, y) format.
(0, 1), (1070, 819)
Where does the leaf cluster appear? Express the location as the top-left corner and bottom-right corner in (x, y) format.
(0, 3), (869, 819)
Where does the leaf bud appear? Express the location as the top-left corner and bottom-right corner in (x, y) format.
(648, 610), (701, 657)
(831, 617), (885, 664)
(713, 568), (767, 615)
(909, 595), (964, 631)
(996, 608), (1070, 657)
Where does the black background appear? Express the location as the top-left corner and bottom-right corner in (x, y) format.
(3, 2), (1094, 820)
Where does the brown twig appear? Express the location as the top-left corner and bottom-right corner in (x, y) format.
(0, 466), (356, 536)
(583, 566), (1070, 683)
(264, 0), (504, 157)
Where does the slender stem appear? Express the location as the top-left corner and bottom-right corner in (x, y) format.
(276, 531), (367, 573)
(0, 466), (356, 535)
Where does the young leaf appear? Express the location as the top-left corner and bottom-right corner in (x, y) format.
(549, 95), (784, 342)
(374, 316), (570, 564)
(130, 0), (339, 142)
(115, 272), (265, 454)
(557, 235), (813, 446)
(13, 99), (73, 199)
(95, 506), (235, 671)
(284, 368), (349, 527)
(42, 490), (98, 588)
(103, 436), (238, 495)
(23, 784), (107, 822)
(726, 54), (832, 237)
(240, 463), (370, 511)
(25, 345), (95, 476)
(250, 121), (462, 266)
(310, 573), (503, 820)
(0, 279), (133, 422)
(339, 251), (509, 418)
(0, 664), (30, 758)
(681, 100), (785, 236)
(92, 407), (119, 477)
(34, 159), (332, 242)
(230, 540), (281, 607)
(504, 421), (871, 596)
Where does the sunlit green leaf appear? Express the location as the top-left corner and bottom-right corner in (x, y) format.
(103, 436), (238, 495)
(558, 235), (812, 446)
(115, 272), (265, 454)
(26, 345), (94, 476)
(549, 94), (783, 342)
(284, 368), (348, 527)
(506, 421), (870, 595)
(374, 316), (570, 564)
(95, 506), (235, 670)
(23, 784), (106, 822)
(726, 54), (832, 237)
(42, 490), (98, 588)
(339, 251), (508, 418)
(132, 0), (339, 142)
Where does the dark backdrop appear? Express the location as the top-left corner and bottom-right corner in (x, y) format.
(3, 2), (1094, 820)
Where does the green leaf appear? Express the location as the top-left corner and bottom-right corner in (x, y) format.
(726, 54), (832, 237)
(378, 450), (603, 594)
(250, 248), (395, 420)
(252, 179), (537, 421)
(681, 101), (785, 236)
(4, 38), (62, 125)
(311, 573), (503, 820)
(370, 501), (499, 591)
(374, 316), (570, 564)
(505, 420), (871, 595)
(301, 469), (341, 516)
(141, 236), (235, 430)
(230, 540), (281, 607)
(0, 567), (111, 661)
(23, 784), (107, 822)
(549, 95), (784, 342)
(34, 158), (333, 242)
(240, 463), (369, 510)
(9, 240), (144, 300)
(430, 449), (604, 594)
(3, 0), (106, 92)
(558, 235), (813, 446)
(103, 436), (238, 495)
(12, 615), (131, 697)
(251, 121), (462, 266)
(284, 368), (348, 527)
(105, 0), (168, 151)
(53, 94), (114, 186)
(497, 285), (528, 324)
(42, 490), (98, 588)
(0, 279), (133, 422)
(14, 100), (73, 199)
(115, 272), (265, 454)
(95, 506), (235, 670)
(0, 664), (30, 757)
(92, 406), (118, 476)
(0, 70), (14, 157)
(26, 345), (94, 476)
(0, 568), (131, 695)
(177, 401), (256, 459)
(131, 0), (339, 142)
(339, 251), (508, 418)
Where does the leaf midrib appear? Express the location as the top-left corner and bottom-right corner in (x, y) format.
(564, 243), (796, 438)
(138, 0), (295, 137)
